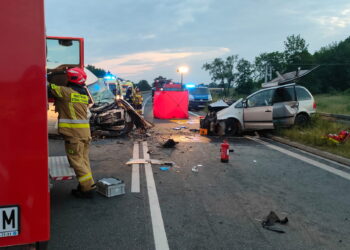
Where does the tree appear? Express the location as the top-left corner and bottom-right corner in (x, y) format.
(202, 55), (239, 96)
(86, 64), (107, 78)
(235, 59), (255, 95)
(208, 82), (218, 88)
(283, 35), (313, 72)
(137, 80), (151, 91)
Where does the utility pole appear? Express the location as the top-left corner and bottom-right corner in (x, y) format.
(264, 63), (272, 83)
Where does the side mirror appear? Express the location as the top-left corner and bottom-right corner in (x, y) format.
(242, 99), (247, 108)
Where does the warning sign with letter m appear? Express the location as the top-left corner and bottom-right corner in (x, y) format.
(0, 206), (19, 238)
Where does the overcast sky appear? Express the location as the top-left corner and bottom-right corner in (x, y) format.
(45, 0), (350, 84)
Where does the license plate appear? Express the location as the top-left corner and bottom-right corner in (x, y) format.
(0, 206), (20, 238)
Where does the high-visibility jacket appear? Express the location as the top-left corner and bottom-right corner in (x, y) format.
(132, 93), (143, 105)
(49, 84), (91, 138)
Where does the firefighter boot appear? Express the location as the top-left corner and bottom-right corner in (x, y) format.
(71, 185), (95, 199)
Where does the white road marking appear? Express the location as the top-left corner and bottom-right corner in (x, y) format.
(189, 111), (200, 117)
(131, 142), (140, 193)
(263, 137), (350, 170)
(142, 96), (151, 115)
(142, 141), (169, 250)
(246, 136), (350, 181)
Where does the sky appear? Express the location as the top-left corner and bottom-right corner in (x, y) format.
(45, 0), (350, 84)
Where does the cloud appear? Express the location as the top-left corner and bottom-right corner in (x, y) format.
(93, 47), (230, 77)
(312, 7), (350, 31)
(138, 34), (157, 40)
(155, 0), (213, 30)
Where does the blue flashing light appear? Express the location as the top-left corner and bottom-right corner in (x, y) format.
(104, 74), (116, 80)
(185, 84), (196, 88)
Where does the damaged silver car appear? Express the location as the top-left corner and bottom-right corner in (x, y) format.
(203, 83), (316, 136)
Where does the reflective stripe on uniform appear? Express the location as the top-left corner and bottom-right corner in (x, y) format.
(71, 93), (89, 104)
(59, 119), (90, 124)
(69, 103), (77, 120)
(78, 173), (93, 183)
(58, 123), (90, 128)
(51, 84), (63, 97)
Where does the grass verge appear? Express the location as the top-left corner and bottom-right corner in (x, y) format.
(314, 92), (350, 115)
(275, 115), (350, 159)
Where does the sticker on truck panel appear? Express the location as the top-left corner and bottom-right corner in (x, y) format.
(0, 206), (20, 238)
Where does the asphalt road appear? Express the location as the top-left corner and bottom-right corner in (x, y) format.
(47, 94), (350, 250)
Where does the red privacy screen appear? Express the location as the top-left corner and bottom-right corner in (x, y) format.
(153, 91), (189, 119)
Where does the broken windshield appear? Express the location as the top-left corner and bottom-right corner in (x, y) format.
(87, 79), (115, 104)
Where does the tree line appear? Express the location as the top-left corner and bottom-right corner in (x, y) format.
(203, 34), (350, 96)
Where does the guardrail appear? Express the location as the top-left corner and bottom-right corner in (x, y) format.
(318, 112), (350, 121)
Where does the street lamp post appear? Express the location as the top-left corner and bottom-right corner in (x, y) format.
(177, 66), (189, 89)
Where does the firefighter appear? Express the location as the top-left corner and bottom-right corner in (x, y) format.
(125, 86), (133, 104)
(132, 87), (143, 114)
(48, 67), (95, 198)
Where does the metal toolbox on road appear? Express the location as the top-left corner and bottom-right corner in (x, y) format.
(96, 178), (125, 197)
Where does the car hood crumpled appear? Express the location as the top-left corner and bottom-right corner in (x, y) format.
(216, 98), (243, 121)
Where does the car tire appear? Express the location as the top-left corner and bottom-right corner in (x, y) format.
(294, 113), (310, 127)
(225, 118), (239, 136)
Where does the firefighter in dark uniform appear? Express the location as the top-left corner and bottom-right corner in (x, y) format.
(48, 67), (95, 198)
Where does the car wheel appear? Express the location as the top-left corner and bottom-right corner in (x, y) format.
(294, 113), (310, 127)
(225, 118), (239, 136)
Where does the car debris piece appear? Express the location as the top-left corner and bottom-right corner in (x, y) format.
(191, 166), (199, 173)
(261, 211), (288, 234)
(126, 159), (175, 166)
(159, 166), (170, 171)
(162, 139), (178, 148)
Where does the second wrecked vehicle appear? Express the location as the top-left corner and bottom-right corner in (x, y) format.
(47, 36), (151, 137)
(202, 82), (316, 136)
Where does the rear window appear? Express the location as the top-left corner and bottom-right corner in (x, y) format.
(188, 88), (210, 95)
(296, 87), (312, 101)
(272, 86), (295, 103)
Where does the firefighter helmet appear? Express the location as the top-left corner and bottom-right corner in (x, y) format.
(67, 67), (87, 85)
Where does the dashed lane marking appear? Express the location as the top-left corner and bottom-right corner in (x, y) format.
(131, 142), (140, 193)
(142, 141), (169, 250)
(246, 136), (350, 181)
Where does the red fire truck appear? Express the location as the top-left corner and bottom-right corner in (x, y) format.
(0, 0), (87, 248)
(0, 0), (49, 248)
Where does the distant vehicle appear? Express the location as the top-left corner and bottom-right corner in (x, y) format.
(215, 83), (316, 135)
(186, 85), (212, 110)
(104, 74), (123, 99)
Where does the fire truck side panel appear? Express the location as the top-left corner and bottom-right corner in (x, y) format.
(0, 0), (50, 246)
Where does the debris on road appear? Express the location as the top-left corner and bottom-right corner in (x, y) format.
(159, 166), (170, 171)
(261, 211), (288, 234)
(162, 139), (178, 148)
(96, 178), (125, 197)
(189, 129), (200, 133)
(191, 166), (199, 173)
(126, 158), (176, 166)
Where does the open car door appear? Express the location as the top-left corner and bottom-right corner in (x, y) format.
(272, 85), (298, 127)
(46, 36), (84, 134)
